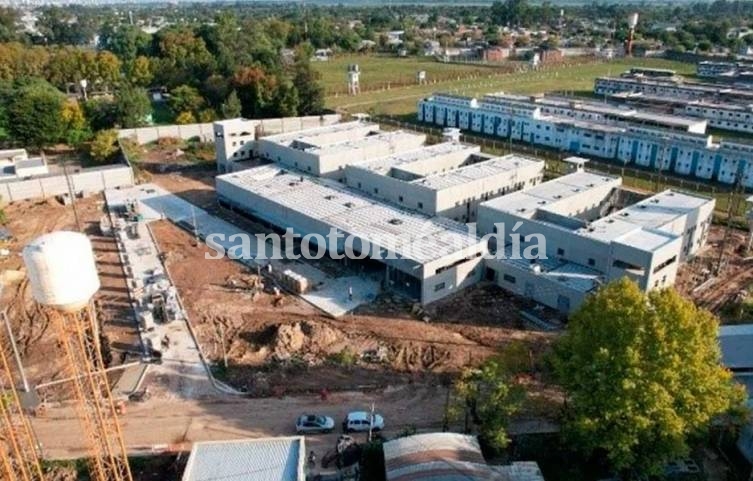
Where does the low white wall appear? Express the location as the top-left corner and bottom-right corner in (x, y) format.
(0, 164), (134, 203)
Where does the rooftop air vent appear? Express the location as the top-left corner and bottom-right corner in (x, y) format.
(324, 195), (336, 200)
(344, 202), (355, 208)
(388, 219), (404, 225)
(587, 183), (595, 187)
(621, 212), (630, 217)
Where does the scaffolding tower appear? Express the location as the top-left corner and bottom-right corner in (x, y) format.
(0, 311), (44, 481)
(49, 304), (133, 481)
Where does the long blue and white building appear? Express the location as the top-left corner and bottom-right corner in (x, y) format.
(418, 93), (753, 188)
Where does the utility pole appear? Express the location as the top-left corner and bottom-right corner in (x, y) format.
(1, 310), (29, 393)
(368, 402), (375, 442)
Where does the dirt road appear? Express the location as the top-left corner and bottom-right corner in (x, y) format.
(33, 383), (449, 459)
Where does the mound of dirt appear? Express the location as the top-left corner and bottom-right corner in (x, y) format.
(269, 320), (347, 362)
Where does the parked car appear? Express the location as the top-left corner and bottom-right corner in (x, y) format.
(295, 414), (335, 434)
(342, 411), (384, 433)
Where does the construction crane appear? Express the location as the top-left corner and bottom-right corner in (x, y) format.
(23, 232), (133, 481)
(0, 311), (44, 481)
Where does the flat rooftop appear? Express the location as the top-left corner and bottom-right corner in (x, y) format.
(494, 244), (602, 293)
(261, 120), (378, 145)
(305, 130), (424, 156)
(483, 93), (704, 129)
(481, 171), (621, 219)
(576, 190), (711, 249)
(357, 142), (478, 174)
(182, 437), (304, 481)
(413, 154), (542, 191)
(218, 166), (484, 264)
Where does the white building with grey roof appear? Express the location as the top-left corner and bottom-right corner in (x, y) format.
(419, 92), (753, 187)
(255, 121), (426, 181)
(216, 165), (487, 304)
(343, 142), (544, 222)
(477, 171), (714, 314)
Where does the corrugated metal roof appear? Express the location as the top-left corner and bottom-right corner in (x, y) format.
(182, 437), (305, 481)
(384, 433), (494, 481)
(719, 324), (753, 370)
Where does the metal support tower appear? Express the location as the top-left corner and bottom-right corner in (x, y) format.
(49, 303), (133, 481)
(0, 316), (44, 481)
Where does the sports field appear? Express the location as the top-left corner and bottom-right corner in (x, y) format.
(316, 56), (695, 115)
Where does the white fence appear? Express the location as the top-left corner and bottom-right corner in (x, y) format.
(118, 115), (343, 146)
(0, 164), (134, 203)
(118, 123), (214, 145)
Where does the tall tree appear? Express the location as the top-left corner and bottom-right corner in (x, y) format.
(8, 80), (65, 147)
(292, 53), (324, 115)
(554, 278), (747, 479)
(220, 90), (242, 119)
(114, 85), (151, 128)
(168, 84), (205, 117)
(452, 357), (524, 451)
(0, 7), (19, 43)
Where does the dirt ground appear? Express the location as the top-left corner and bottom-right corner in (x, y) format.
(0, 195), (141, 396)
(676, 225), (753, 322)
(149, 219), (556, 404)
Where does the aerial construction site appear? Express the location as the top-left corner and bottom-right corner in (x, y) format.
(0, 111), (752, 481)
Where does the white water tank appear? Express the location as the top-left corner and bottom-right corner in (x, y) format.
(627, 12), (639, 29)
(23, 231), (100, 312)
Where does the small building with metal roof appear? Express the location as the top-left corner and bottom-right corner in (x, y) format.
(181, 436), (306, 481)
(383, 433), (545, 481)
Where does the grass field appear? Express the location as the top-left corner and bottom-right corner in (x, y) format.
(318, 56), (696, 115)
(313, 54), (517, 94)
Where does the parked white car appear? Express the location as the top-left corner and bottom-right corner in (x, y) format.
(342, 411), (384, 433)
(295, 414), (335, 434)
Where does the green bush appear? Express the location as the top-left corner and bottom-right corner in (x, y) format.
(328, 347), (358, 368)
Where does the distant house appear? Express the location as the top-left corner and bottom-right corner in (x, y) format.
(182, 437), (306, 481)
(423, 40), (441, 56)
(313, 49), (333, 61)
(484, 46), (512, 62)
(536, 47), (564, 64)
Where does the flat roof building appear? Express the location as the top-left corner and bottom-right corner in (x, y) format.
(213, 115), (342, 172)
(182, 437), (305, 481)
(419, 93), (753, 187)
(256, 121), (427, 180)
(344, 142), (545, 222)
(217, 165), (487, 304)
(477, 171), (714, 314)
(595, 75), (753, 104)
(483, 92), (708, 133)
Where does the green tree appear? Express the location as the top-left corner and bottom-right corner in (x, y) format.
(220, 90), (242, 119)
(452, 357), (524, 451)
(175, 111), (197, 125)
(127, 56), (153, 88)
(292, 54), (324, 116)
(114, 85), (151, 128)
(8, 80), (65, 147)
(168, 84), (204, 117)
(554, 278), (747, 479)
(89, 129), (119, 163)
(0, 7), (19, 43)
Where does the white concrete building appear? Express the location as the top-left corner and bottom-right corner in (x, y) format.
(256, 121), (427, 181)
(594, 76), (753, 104)
(212, 115), (341, 173)
(0, 149), (48, 181)
(610, 90), (753, 135)
(216, 165), (487, 304)
(477, 171), (714, 314)
(343, 142), (545, 221)
(483, 92), (708, 133)
(418, 93), (753, 187)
